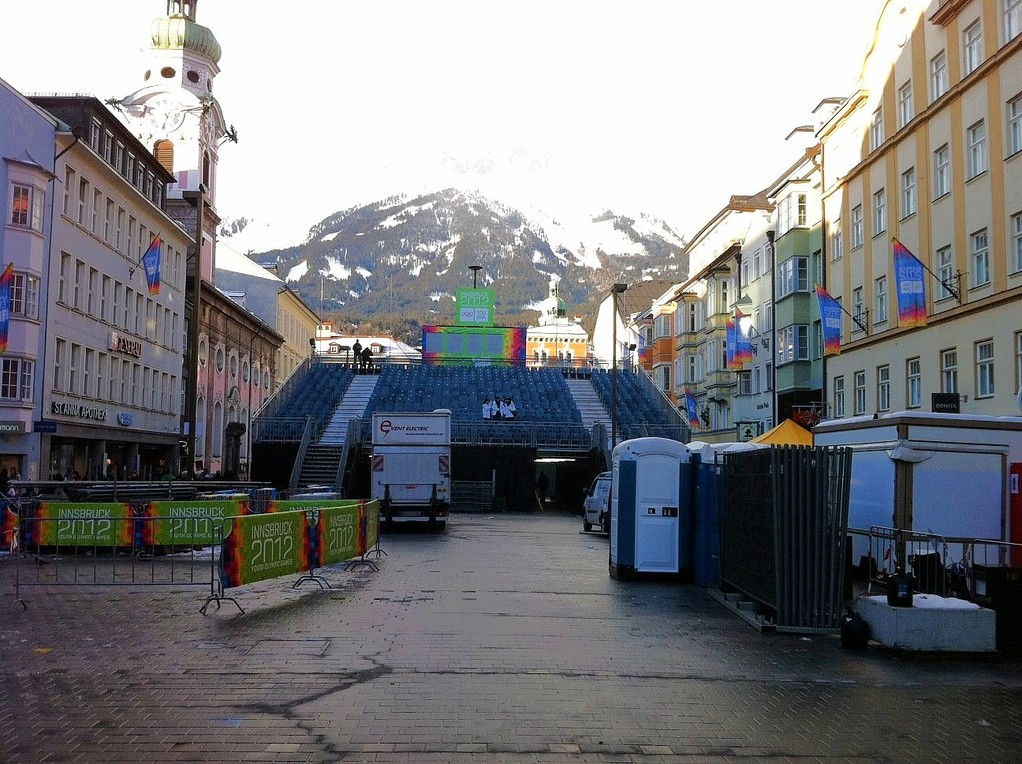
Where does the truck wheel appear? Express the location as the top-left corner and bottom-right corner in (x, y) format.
(583, 519), (592, 532)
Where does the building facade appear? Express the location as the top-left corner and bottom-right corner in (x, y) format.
(820, 0), (1022, 420)
(0, 80), (55, 479)
(526, 277), (589, 367)
(28, 96), (191, 481)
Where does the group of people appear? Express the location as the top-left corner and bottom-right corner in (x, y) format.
(482, 396), (517, 420)
(350, 340), (374, 372)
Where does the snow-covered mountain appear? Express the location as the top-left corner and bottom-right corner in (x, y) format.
(219, 188), (688, 331)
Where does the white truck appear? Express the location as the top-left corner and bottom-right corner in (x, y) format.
(371, 410), (451, 529)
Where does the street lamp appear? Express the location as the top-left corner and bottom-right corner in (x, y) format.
(469, 264), (482, 288)
(611, 283), (628, 451)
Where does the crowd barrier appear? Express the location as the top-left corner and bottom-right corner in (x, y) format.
(3, 498), (380, 615)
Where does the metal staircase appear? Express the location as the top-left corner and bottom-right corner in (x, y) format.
(297, 375), (378, 489)
(565, 377), (611, 454)
(320, 375), (378, 445)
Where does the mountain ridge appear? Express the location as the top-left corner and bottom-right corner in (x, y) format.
(220, 188), (689, 342)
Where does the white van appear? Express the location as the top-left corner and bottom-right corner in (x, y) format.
(582, 471), (612, 534)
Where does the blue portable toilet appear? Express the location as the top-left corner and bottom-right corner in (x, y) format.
(610, 437), (694, 580)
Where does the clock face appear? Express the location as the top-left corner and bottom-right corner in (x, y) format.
(144, 95), (185, 133)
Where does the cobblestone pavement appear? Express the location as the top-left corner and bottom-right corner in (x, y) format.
(2, 511), (1021, 763)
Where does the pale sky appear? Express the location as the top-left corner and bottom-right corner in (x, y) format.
(2, 1), (883, 249)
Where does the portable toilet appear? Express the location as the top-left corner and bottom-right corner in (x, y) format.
(610, 437), (693, 580)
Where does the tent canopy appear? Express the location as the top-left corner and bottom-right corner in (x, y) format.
(750, 418), (813, 446)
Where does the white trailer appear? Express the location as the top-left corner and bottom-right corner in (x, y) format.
(371, 410), (451, 528)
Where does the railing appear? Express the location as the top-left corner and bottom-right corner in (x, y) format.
(288, 417), (316, 493)
(850, 525), (1022, 599)
(634, 366), (689, 432)
(251, 416), (310, 443)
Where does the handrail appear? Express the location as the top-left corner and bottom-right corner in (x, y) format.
(288, 416), (315, 493)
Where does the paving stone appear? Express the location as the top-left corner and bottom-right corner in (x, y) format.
(3, 512), (1022, 762)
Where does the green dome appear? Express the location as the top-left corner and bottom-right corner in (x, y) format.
(151, 15), (221, 64)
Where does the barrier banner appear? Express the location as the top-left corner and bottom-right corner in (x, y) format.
(143, 500), (247, 546)
(2, 506), (17, 552)
(315, 500), (381, 566)
(220, 510), (315, 589)
(270, 498), (362, 513)
(26, 502), (134, 547)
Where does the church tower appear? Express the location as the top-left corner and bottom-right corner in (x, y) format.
(114, 0), (229, 282)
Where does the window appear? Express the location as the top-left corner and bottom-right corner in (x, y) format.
(854, 371), (867, 415)
(91, 188), (101, 234)
(869, 107), (884, 151)
(216, 347), (225, 372)
(10, 273), (40, 320)
(873, 189), (886, 235)
(907, 358), (921, 408)
(937, 246), (954, 299)
(1009, 95), (1022, 156)
(877, 365), (891, 412)
(86, 268), (98, 316)
(740, 258), (749, 291)
(77, 177), (88, 225)
(971, 229), (990, 287)
(852, 287), (865, 329)
(875, 276), (888, 323)
(776, 257), (808, 298)
(752, 249), (762, 279)
(104, 198), (113, 242)
(1008, 0), (1022, 42)
(898, 81), (914, 128)
(73, 260), (84, 310)
(84, 348), (94, 399)
(833, 376), (845, 417)
(69, 343), (80, 395)
(964, 21), (984, 75)
(737, 370), (751, 396)
(830, 219), (843, 260)
(62, 167), (74, 216)
(1012, 212), (1022, 274)
(967, 121), (987, 178)
(777, 192), (808, 236)
(976, 340), (995, 398)
(931, 50), (949, 101)
(1, 357), (32, 401)
(942, 349), (958, 393)
(934, 145), (951, 197)
(10, 183), (43, 230)
(901, 168), (916, 217)
(1017, 332), (1022, 393)
(851, 205), (863, 248)
(97, 353), (107, 398)
(776, 324), (809, 364)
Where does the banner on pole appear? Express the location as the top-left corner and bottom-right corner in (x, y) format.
(893, 238), (927, 328)
(815, 285), (843, 357)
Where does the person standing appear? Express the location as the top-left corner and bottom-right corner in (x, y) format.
(361, 345), (373, 372)
(352, 339), (363, 371)
(482, 398), (492, 420)
(537, 471), (549, 504)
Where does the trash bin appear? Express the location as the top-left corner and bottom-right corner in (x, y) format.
(973, 565), (1022, 652)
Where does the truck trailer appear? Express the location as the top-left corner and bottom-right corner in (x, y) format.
(371, 410), (451, 529)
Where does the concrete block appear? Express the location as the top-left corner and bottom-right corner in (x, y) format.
(857, 594), (996, 652)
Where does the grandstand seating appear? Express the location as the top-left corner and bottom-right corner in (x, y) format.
(255, 361), (682, 449)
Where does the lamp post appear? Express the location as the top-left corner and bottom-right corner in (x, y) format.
(610, 283), (628, 451)
(469, 264), (482, 288)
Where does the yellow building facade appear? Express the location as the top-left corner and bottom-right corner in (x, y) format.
(820, 0), (1022, 418)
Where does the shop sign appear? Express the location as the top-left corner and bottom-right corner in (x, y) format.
(110, 331), (143, 358)
(34, 420), (57, 433)
(0, 420), (25, 434)
(117, 412), (134, 427)
(52, 401), (107, 421)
